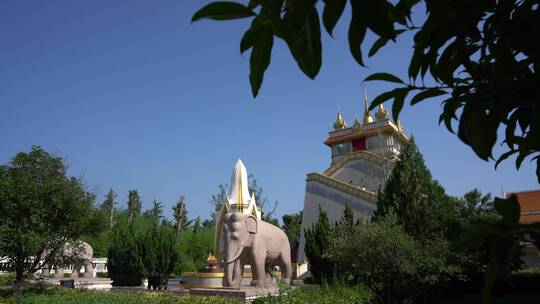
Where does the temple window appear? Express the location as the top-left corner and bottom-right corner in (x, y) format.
(332, 142), (352, 155)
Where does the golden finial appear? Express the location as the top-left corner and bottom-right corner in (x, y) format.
(375, 103), (389, 120)
(363, 86), (374, 124)
(333, 106), (348, 130)
(397, 119), (404, 131)
(353, 117), (362, 129)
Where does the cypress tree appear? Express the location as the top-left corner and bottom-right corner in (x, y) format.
(127, 189), (142, 224)
(373, 138), (452, 240)
(101, 188), (116, 228)
(304, 205), (334, 283)
(172, 195), (190, 234)
(107, 224), (144, 286)
(141, 224), (177, 276)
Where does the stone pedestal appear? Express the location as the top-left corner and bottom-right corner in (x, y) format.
(189, 286), (281, 301)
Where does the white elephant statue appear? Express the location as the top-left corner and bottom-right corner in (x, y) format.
(42, 241), (94, 279)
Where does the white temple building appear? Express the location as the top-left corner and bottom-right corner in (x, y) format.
(296, 92), (409, 267)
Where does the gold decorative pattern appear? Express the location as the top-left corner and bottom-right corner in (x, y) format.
(333, 108), (349, 130)
(306, 172), (377, 203)
(375, 104), (389, 120)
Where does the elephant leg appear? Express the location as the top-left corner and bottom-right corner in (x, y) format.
(42, 263), (50, 277)
(232, 260), (242, 287)
(264, 263), (274, 285)
(252, 259), (266, 288)
(71, 266), (79, 279)
(278, 251), (292, 285)
(54, 267), (64, 280)
(83, 262), (93, 279)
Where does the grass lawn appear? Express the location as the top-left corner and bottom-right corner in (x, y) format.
(0, 285), (373, 304)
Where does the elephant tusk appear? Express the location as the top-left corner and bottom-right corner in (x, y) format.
(225, 246), (244, 264)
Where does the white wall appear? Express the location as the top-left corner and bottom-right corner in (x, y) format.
(296, 180), (376, 264)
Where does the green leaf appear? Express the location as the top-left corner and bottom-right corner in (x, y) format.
(249, 23), (274, 97)
(364, 72), (404, 84)
(369, 29), (405, 57)
(281, 3), (321, 78)
(408, 47), (423, 80)
(192, 2), (256, 22)
(240, 19), (261, 54)
(369, 87), (410, 110)
(457, 101), (497, 161)
(363, 0), (396, 40)
(493, 195), (520, 228)
(348, 2), (367, 67)
(515, 151), (527, 170)
(247, 0), (259, 9)
(391, 88), (410, 122)
(369, 37), (388, 57)
(322, 0), (346, 37)
(410, 88), (447, 105)
(495, 150), (517, 170)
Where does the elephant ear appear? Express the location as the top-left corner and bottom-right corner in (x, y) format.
(246, 215), (257, 234)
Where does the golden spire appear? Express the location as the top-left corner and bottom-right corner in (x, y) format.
(363, 86), (374, 124)
(375, 103), (389, 120)
(333, 106), (348, 130)
(353, 117), (362, 129)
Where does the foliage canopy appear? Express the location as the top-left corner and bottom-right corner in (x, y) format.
(0, 146), (102, 291)
(193, 0), (540, 181)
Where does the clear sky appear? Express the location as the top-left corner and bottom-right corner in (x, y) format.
(1, 1), (536, 223)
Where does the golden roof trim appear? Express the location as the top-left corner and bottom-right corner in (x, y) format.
(323, 150), (392, 177)
(306, 172), (377, 204)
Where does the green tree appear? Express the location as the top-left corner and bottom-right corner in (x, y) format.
(330, 214), (460, 304)
(0, 146), (101, 292)
(140, 224), (178, 276)
(145, 199), (164, 224)
(282, 211), (302, 241)
(248, 174), (279, 225)
(209, 184), (228, 223)
(463, 188), (493, 213)
(101, 188), (117, 228)
(172, 194), (192, 234)
(304, 205), (335, 284)
(107, 224), (144, 286)
(192, 0), (539, 181)
(126, 189), (142, 224)
(374, 138), (454, 240)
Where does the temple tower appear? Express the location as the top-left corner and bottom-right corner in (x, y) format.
(296, 90), (408, 269)
(214, 159), (261, 257)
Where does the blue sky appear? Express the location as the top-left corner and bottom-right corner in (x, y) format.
(0, 1), (536, 222)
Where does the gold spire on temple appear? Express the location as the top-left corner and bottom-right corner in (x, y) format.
(352, 117), (362, 129)
(333, 107), (348, 130)
(375, 103), (389, 120)
(363, 87), (374, 124)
